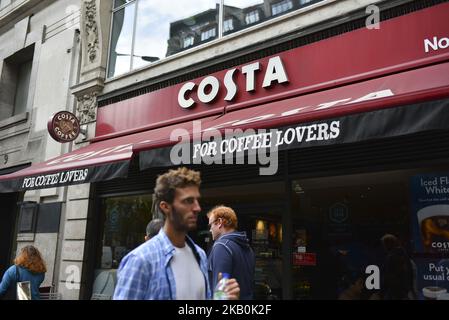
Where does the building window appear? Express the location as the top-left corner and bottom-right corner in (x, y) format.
(13, 60), (32, 116)
(271, 0), (293, 16)
(108, 2), (136, 78)
(183, 35), (194, 48)
(201, 27), (216, 41)
(245, 10), (259, 25)
(223, 18), (234, 32)
(0, 45), (34, 121)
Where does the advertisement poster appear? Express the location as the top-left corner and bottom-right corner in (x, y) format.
(414, 258), (449, 300)
(410, 174), (449, 254)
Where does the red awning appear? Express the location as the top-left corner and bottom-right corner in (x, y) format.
(0, 117), (216, 192)
(1, 62), (449, 192)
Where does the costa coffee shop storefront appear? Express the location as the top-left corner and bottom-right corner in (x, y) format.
(1, 2), (449, 300)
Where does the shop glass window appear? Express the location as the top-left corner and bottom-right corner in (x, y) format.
(108, 0), (219, 78)
(198, 181), (286, 299)
(290, 166), (449, 300)
(108, 2), (136, 78)
(271, 0), (293, 16)
(224, 0), (264, 34)
(92, 194), (153, 298)
(108, 0), (326, 77)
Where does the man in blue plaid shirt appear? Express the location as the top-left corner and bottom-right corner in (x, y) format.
(113, 167), (240, 300)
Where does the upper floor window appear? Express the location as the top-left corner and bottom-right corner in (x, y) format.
(0, 44), (34, 121)
(271, 0), (293, 16)
(245, 10), (259, 25)
(201, 27), (216, 41)
(13, 60), (32, 116)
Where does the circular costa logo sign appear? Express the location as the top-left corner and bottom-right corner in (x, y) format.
(47, 111), (80, 143)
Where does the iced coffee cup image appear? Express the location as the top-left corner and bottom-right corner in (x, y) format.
(422, 286), (447, 300)
(417, 205), (449, 252)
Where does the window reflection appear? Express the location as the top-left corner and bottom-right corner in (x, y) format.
(93, 194), (153, 299)
(108, 0), (325, 77)
(166, 3), (219, 56)
(100, 194), (153, 269)
(245, 10), (260, 25)
(271, 0), (293, 16)
(108, 3), (135, 78)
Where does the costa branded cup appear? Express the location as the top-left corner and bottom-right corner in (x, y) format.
(417, 204), (449, 252)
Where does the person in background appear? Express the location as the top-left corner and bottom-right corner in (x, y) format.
(144, 218), (164, 242)
(207, 205), (255, 300)
(380, 234), (417, 300)
(0, 245), (46, 300)
(113, 167), (240, 300)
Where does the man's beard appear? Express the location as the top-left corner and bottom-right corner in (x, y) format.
(169, 206), (197, 232)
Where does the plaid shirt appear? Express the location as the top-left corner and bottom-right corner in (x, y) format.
(113, 229), (211, 300)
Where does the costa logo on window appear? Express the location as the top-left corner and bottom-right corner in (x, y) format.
(47, 111), (80, 143)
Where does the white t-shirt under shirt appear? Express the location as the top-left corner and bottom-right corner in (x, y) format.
(170, 244), (206, 300)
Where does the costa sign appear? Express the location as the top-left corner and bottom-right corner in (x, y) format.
(47, 111), (80, 143)
(178, 56), (289, 109)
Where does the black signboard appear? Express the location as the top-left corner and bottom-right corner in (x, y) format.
(18, 202), (38, 233)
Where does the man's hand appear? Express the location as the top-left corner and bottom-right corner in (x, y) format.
(218, 272), (240, 300)
(224, 278), (240, 300)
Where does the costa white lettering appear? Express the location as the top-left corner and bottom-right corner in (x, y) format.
(178, 82), (196, 109)
(178, 56), (289, 108)
(224, 69), (237, 101)
(59, 169), (88, 183)
(197, 76), (220, 103)
(262, 56), (289, 88)
(218, 132), (273, 155)
(424, 36), (449, 53)
(275, 121), (340, 146)
(431, 241), (449, 249)
(21, 173), (62, 189)
(57, 113), (76, 122)
(241, 62), (260, 92)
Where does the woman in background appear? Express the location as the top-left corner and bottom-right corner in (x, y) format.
(0, 245), (46, 300)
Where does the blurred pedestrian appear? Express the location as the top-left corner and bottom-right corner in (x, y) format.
(144, 218), (164, 242)
(0, 245), (46, 300)
(207, 205), (255, 299)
